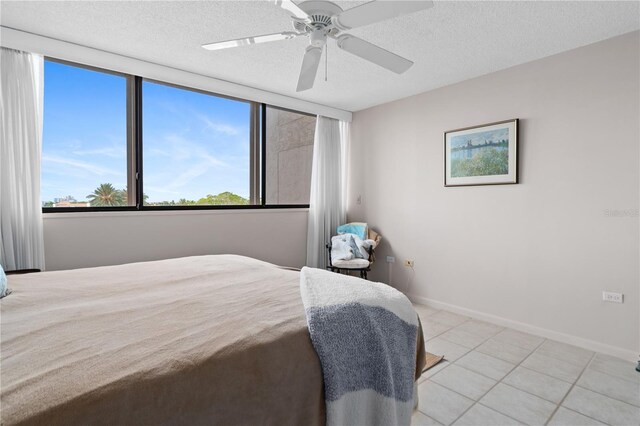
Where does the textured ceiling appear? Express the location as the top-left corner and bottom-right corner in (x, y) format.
(1, 1), (638, 111)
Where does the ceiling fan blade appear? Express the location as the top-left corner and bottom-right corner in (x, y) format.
(336, 35), (413, 74)
(274, 0), (310, 21)
(296, 46), (323, 92)
(202, 32), (299, 51)
(332, 0), (434, 30)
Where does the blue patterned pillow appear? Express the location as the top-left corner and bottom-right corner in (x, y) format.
(0, 264), (10, 299)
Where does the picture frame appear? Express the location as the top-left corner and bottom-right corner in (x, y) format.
(444, 119), (519, 187)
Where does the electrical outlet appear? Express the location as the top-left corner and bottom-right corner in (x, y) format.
(386, 256), (395, 263)
(403, 260), (414, 267)
(602, 291), (624, 303)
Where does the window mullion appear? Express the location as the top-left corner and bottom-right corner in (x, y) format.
(126, 75), (136, 207)
(249, 103), (260, 205)
(261, 104), (267, 206)
(134, 76), (143, 210)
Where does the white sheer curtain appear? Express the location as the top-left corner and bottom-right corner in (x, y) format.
(0, 48), (45, 271)
(306, 116), (349, 268)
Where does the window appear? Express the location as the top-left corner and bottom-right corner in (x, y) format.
(264, 106), (316, 205)
(142, 81), (254, 206)
(41, 58), (315, 212)
(42, 60), (131, 208)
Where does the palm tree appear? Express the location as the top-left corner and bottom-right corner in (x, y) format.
(87, 183), (124, 206)
(119, 188), (148, 205)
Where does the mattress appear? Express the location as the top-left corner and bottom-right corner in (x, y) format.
(0, 255), (325, 425)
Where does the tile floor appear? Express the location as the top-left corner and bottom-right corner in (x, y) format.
(412, 303), (640, 426)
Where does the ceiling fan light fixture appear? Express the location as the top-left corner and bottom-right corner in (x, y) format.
(309, 29), (327, 48)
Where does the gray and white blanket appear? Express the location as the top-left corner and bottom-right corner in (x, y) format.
(300, 267), (419, 426)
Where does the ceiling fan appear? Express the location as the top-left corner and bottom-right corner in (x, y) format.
(202, 1), (434, 92)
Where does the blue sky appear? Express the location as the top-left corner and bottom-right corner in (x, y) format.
(451, 128), (509, 148)
(42, 60), (250, 204)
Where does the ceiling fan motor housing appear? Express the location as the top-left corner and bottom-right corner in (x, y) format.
(293, 1), (343, 32)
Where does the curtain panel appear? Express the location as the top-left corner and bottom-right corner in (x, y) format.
(0, 48), (45, 271)
(306, 116), (349, 268)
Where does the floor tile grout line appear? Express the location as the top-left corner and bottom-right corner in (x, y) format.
(421, 328), (496, 424)
(424, 315), (543, 396)
(451, 349), (526, 383)
(418, 381), (475, 425)
(424, 324), (455, 341)
(414, 409), (444, 425)
(558, 405), (614, 425)
(589, 366), (640, 385)
(444, 361), (520, 424)
(440, 335), (544, 425)
(476, 402), (529, 425)
(437, 328), (504, 351)
(571, 384), (640, 410)
(516, 362), (640, 408)
(448, 336), (551, 425)
(416, 305), (637, 424)
(542, 352), (611, 426)
(474, 337), (536, 364)
(516, 364), (576, 385)
(429, 333), (636, 423)
(491, 328), (546, 352)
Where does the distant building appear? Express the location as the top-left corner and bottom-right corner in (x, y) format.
(53, 201), (91, 207)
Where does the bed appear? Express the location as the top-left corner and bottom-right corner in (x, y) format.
(1, 255), (424, 425)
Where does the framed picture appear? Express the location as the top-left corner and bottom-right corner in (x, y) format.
(444, 119), (519, 187)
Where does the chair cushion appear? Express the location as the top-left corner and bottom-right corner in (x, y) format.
(332, 258), (370, 269)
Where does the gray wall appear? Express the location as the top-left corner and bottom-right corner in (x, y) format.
(43, 209), (308, 271)
(348, 32), (639, 359)
(265, 107), (316, 204)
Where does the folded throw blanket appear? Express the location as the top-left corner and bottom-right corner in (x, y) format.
(300, 267), (419, 426)
(337, 222), (368, 240)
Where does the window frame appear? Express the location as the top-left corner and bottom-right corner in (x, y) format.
(42, 58), (312, 213)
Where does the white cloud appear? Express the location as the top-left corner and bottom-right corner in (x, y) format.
(72, 146), (126, 158)
(166, 163), (211, 190)
(42, 155), (122, 177)
(161, 134), (229, 167)
(197, 114), (241, 136)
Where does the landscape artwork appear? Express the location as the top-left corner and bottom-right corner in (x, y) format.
(445, 119), (518, 186)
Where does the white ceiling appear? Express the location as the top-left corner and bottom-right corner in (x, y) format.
(1, 1), (638, 111)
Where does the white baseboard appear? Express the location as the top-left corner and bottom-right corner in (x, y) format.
(407, 294), (639, 363)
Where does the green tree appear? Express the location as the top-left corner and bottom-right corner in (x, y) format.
(87, 183), (125, 206)
(120, 188), (148, 205)
(451, 148), (509, 178)
(177, 198), (197, 205)
(196, 192), (249, 205)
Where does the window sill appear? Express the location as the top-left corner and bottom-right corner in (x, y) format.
(42, 206), (309, 219)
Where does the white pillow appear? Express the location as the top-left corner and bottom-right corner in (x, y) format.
(0, 264), (10, 299)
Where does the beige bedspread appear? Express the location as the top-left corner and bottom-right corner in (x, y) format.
(1, 255), (325, 425)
